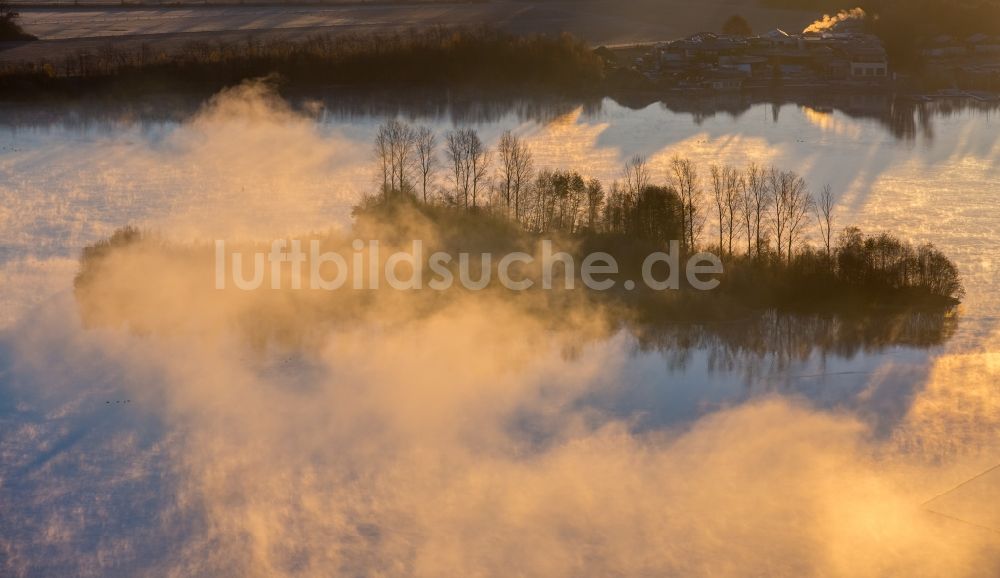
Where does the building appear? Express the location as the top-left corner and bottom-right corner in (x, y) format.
(702, 69), (747, 91)
(652, 27), (890, 90)
(723, 55), (768, 77)
(844, 44), (888, 78)
(760, 28), (798, 48)
(920, 35), (967, 58)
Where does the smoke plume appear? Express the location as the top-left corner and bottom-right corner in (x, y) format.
(803, 7), (867, 34)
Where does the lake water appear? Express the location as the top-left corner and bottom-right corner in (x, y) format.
(1, 89), (998, 576)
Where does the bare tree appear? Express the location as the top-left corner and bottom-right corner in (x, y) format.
(496, 129), (534, 220)
(374, 123), (392, 194)
(530, 169), (554, 232)
(528, 169), (584, 233)
(415, 126), (437, 203)
(709, 164), (741, 256)
(468, 131), (490, 209)
(723, 166), (741, 256)
(670, 155), (702, 250)
(445, 128), (471, 208)
(767, 167), (788, 261)
(496, 130), (515, 214)
(563, 172), (586, 233)
(585, 178), (604, 232)
(622, 155), (651, 200)
(373, 119), (417, 198)
(769, 168), (812, 263)
(815, 184), (835, 258)
(445, 128), (490, 210)
(603, 181), (628, 234)
(711, 164), (727, 254)
(737, 170), (752, 256)
(392, 121), (417, 195)
(784, 177), (813, 263)
(741, 163), (769, 257)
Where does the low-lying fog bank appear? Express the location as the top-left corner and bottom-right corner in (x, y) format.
(1, 80), (998, 577)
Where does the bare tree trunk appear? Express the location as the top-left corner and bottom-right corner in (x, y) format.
(373, 119), (417, 200)
(671, 156), (702, 251)
(744, 163), (769, 258)
(711, 164), (726, 256)
(497, 130), (533, 221)
(416, 126), (437, 204)
(768, 167), (787, 261)
(622, 155), (650, 200)
(815, 184), (835, 258)
(724, 165), (740, 256)
(784, 172), (813, 264)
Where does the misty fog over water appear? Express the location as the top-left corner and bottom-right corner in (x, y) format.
(1, 87), (998, 576)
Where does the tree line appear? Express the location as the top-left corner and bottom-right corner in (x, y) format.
(370, 118), (963, 302)
(0, 27), (603, 96)
(0, 0), (34, 42)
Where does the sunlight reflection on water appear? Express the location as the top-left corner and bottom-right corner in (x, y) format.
(0, 92), (998, 575)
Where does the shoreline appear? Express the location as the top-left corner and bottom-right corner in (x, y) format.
(3, 66), (999, 104)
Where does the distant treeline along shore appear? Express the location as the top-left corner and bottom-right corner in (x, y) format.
(5, 0), (1000, 98)
(0, 28), (607, 97)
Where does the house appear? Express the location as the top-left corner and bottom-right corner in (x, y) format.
(844, 43), (888, 78)
(723, 55), (768, 77)
(660, 44), (687, 67)
(920, 35), (967, 58)
(702, 69), (747, 91)
(664, 33), (749, 63)
(761, 28), (798, 48)
(850, 59), (887, 78)
(821, 57), (851, 80)
(649, 26), (890, 88)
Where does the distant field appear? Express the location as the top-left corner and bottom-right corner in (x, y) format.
(0, 0), (819, 64)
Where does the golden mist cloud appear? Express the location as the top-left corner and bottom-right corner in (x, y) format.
(803, 8), (867, 34)
(3, 82), (998, 578)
